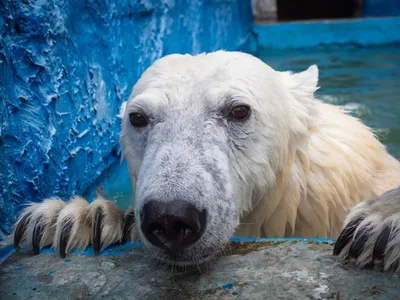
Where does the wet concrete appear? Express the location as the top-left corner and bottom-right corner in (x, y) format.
(0, 239), (399, 300)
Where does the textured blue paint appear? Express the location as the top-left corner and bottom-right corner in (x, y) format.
(83, 160), (134, 211)
(363, 0), (400, 17)
(0, 245), (14, 265)
(254, 17), (400, 49)
(222, 283), (233, 290)
(0, 0), (254, 238)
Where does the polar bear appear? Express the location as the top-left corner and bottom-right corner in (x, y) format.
(12, 51), (400, 271)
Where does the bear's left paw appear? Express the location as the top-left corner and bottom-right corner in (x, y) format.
(333, 186), (400, 272)
(13, 196), (137, 257)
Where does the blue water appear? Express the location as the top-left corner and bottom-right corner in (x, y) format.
(91, 46), (400, 210)
(259, 46), (400, 159)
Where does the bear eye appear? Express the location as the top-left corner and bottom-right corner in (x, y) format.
(228, 105), (250, 121)
(129, 112), (148, 128)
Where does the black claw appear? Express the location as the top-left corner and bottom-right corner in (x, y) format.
(14, 212), (32, 247)
(32, 218), (45, 255)
(93, 207), (104, 256)
(59, 218), (73, 258)
(122, 211), (136, 244)
(373, 226), (391, 262)
(364, 261), (374, 270)
(348, 227), (370, 259)
(333, 216), (364, 256)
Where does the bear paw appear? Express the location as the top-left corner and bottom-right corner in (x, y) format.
(333, 186), (400, 272)
(13, 196), (137, 257)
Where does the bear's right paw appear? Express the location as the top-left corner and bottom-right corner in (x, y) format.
(13, 196), (136, 257)
(333, 186), (400, 272)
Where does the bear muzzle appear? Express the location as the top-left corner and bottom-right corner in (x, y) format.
(140, 200), (207, 254)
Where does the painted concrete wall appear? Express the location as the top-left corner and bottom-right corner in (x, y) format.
(254, 17), (400, 49)
(0, 0), (254, 238)
(363, 0), (400, 17)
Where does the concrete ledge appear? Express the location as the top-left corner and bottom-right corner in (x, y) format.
(254, 17), (400, 49)
(1, 238), (399, 299)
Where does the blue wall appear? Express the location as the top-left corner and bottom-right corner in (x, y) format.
(363, 0), (400, 17)
(254, 17), (400, 49)
(0, 0), (253, 238)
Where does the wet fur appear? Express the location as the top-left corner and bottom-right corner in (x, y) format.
(11, 51), (400, 270)
(333, 186), (400, 272)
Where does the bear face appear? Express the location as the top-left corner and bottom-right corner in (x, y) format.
(119, 51), (318, 265)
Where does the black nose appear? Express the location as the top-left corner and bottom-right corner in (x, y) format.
(140, 200), (207, 251)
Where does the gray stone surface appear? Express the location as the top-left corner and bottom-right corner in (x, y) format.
(0, 240), (399, 300)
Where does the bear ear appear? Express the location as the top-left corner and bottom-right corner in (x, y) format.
(280, 65), (319, 94)
(117, 101), (127, 119)
(293, 65), (319, 88)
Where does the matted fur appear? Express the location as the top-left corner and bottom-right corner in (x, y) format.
(14, 196), (125, 255)
(11, 51), (400, 269)
(335, 186), (400, 272)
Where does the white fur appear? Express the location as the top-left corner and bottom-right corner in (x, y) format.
(19, 198), (66, 251)
(12, 51), (400, 269)
(89, 198), (124, 251)
(14, 196), (124, 255)
(337, 187), (400, 271)
(53, 197), (91, 255)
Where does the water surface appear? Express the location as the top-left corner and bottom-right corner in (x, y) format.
(259, 46), (400, 159)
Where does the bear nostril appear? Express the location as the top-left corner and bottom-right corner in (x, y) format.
(183, 228), (193, 238)
(148, 222), (164, 235)
(140, 200), (206, 251)
(174, 221), (194, 236)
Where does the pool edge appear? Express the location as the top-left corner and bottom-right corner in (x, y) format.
(0, 237), (336, 264)
(254, 17), (400, 50)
